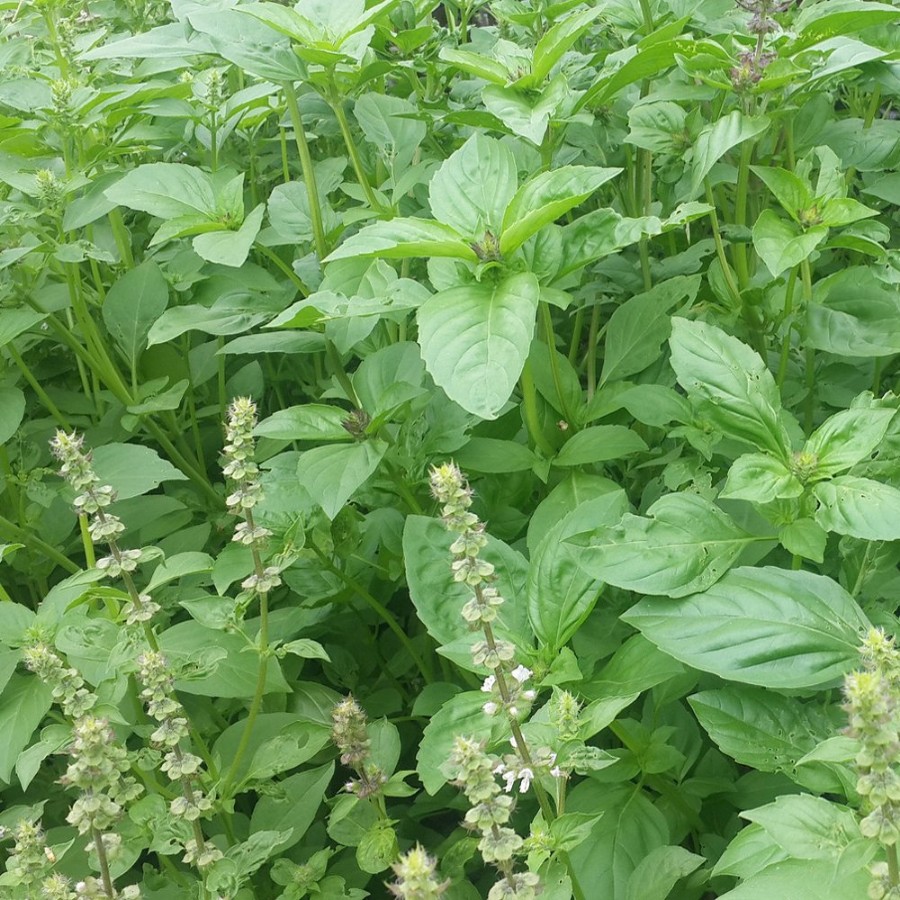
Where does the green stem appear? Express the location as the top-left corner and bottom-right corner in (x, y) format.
(585, 303), (601, 401)
(539, 303), (576, 428)
(704, 181), (742, 309)
(325, 339), (361, 407)
(0, 514), (80, 574)
(733, 141), (754, 287)
(776, 267), (798, 388)
(220, 515), (270, 798)
(255, 243), (310, 294)
(326, 73), (386, 214)
(311, 544), (434, 684)
(91, 825), (115, 898)
(520, 360), (555, 457)
(282, 81), (328, 259)
(889, 844), (899, 889)
(78, 515), (96, 568)
(6, 344), (72, 428)
(800, 259), (815, 431)
(107, 208), (134, 269)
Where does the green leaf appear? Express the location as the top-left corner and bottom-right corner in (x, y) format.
(417, 273), (539, 420)
(428, 134), (518, 238)
(500, 165), (620, 255)
(625, 566), (870, 689)
(721, 454), (803, 503)
(482, 83), (558, 146)
(454, 438), (537, 474)
(146, 552), (213, 593)
(249, 763), (334, 853)
(295, 441), (387, 520)
(569, 492), (756, 599)
(689, 685), (840, 773)
(750, 167), (812, 221)
(794, 0), (900, 50)
(528, 492), (629, 652)
(325, 218), (476, 262)
(567, 783), (669, 897)
(717, 859), (869, 900)
(105, 163), (218, 220)
(752, 210), (828, 278)
(192, 204), (264, 268)
(669, 318), (792, 459)
(101, 261), (169, 374)
(354, 93), (426, 171)
(0, 676), (52, 783)
(779, 519), (827, 563)
(255, 405), (354, 443)
(403, 516), (530, 670)
(625, 846), (705, 900)
(814, 476), (900, 540)
(742, 794), (867, 863)
(805, 407), (895, 477)
(807, 267), (900, 356)
(160, 621), (290, 698)
(90, 443), (188, 500)
(417, 692), (493, 794)
(714, 823), (790, 879)
(600, 275), (700, 386)
(0, 387), (25, 446)
(692, 112), (770, 195)
(185, 8), (307, 82)
(0, 309), (45, 349)
(528, 6), (603, 84)
(356, 821), (398, 874)
(553, 426), (647, 467)
(438, 47), (510, 85)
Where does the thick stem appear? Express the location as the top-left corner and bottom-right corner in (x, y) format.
(520, 360), (555, 456)
(91, 826), (115, 898)
(282, 81), (328, 259)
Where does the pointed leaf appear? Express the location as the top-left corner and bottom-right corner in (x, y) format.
(624, 566), (870, 689)
(325, 218), (476, 262)
(417, 273), (539, 420)
(814, 475), (900, 540)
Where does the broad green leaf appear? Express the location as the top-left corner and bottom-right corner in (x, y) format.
(79, 22), (214, 60)
(160, 622), (290, 698)
(807, 267), (900, 356)
(692, 112), (769, 195)
(600, 275), (700, 385)
(780, 519), (827, 563)
(325, 218), (476, 262)
(814, 476), (900, 540)
(567, 783), (669, 897)
(296, 440), (387, 520)
(105, 163), (218, 220)
(354, 93), (425, 171)
(669, 318), (792, 459)
(557, 208), (660, 278)
(438, 47), (510, 85)
(0, 309), (45, 349)
(553, 426), (647, 467)
(454, 438), (537, 473)
(185, 9), (308, 82)
(500, 166), (620, 255)
(255, 405), (354, 443)
(91, 443), (188, 499)
(402, 515), (530, 670)
(146, 552), (213, 593)
(721, 454), (803, 503)
(192, 203), (264, 267)
(750, 167), (812, 221)
(0, 387), (25, 446)
(793, 0), (900, 50)
(625, 566), (870, 689)
(0, 649), (21, 704)
(528, 492), (629, 652)
(752, 210), (828, 278)
(717, 859), (869, 900)
(417, 692), (493, 794)
(267, 180), (338, 245)
(417, 273), (540, 420)
(742, 794), (867, 863)
(818, 197), (877, 227)
(482, 83), (557, 145)
(528, 6), (603, 85)
(428, 134), (518, 239)
(569, 492), (757, 598)
(805, 407), (895, 477)
(689, 685), (841, 774)
(0, 676), (52, 783)
(714, 823), (790, 880)
(582, 634), (687, 701)
(625, 846), (704, 900)
(101, 261), (169, 373)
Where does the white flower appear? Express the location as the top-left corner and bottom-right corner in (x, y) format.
(511, 665), (532, 684)
(483, 701), (498, 716)
(481, 675), (496, 693)
(518, 767), (534, 792)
